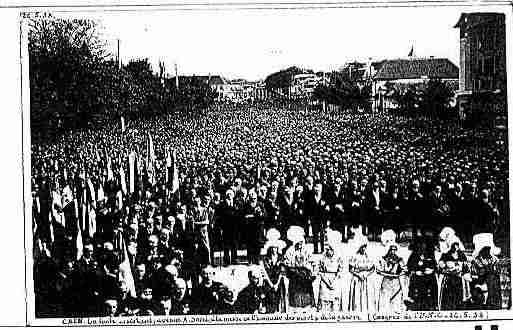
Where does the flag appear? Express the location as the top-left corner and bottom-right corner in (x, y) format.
(88, 205), (96, 239)
(97, 185), (105, 203)
(86, 178), (96, 204)
(80, 186), (87, 234)
(51, 190), (65, 229)
(76, 224), (83, 261)
(146, 132), (156, 186)
(170, 149), (179, 194)
(107, 156), (114, 182)
(128, 151), (136, 194)
(116, 190), (123, 211)
(95, 147), (101, 164)
(118, 235), (136, 298)
(408, 45), (414, 57)
(119, 166), (127, 195)
(48, 211), (54, 244)
(175, 62), (179, 90)
(121, 116), (126, 133)
(61, 184), (73, 209)
(165, 148), (172, 184)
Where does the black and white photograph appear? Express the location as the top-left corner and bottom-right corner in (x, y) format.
(18, 1), (512, 326)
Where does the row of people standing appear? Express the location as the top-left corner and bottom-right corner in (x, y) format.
(257, 227), (503, 314)
(207, 176), (500, 264)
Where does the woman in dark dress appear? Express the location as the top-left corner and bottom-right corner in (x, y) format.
(471, 246), (502, 309)
(438, 241), (471, 310)
(406, 238), (438, 310)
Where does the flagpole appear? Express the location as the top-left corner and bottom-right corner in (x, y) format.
(175, 62), (179, 91)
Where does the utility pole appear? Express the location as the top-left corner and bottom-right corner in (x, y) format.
(175, 62), (179, 91)
(117, 39), (121, 69)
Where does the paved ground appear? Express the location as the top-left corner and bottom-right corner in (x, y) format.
(208, 240), (415, 311)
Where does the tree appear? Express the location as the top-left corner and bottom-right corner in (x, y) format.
(29, 17), (217, 136)
(29, 17), (113, 132)
(388, 84), (418, 115)
(313, 71), (371, 112)
(264, 66), (306, 93)
(419, 79), (454, 119)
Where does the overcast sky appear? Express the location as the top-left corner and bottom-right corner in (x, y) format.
(56, 6), (488, 81)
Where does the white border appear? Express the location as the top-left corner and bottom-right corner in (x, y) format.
(10, 0), (513, 327)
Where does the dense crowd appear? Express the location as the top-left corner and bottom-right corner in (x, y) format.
(31, 100), (509, 317)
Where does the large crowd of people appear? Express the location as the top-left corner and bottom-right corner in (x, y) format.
(31, 100), (509, 317)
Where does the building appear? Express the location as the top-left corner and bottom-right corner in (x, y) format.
(454, 12), (507, 120)
(291, 73), (325, 96)
(372, 57), (459, 111)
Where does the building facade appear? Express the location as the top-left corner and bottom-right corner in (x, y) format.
(454, 12), (507, 120)
(372, 57), (459, 112)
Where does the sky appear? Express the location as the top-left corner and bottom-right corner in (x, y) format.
(55, 6), (493, 81)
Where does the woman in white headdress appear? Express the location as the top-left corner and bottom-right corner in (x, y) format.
(317, 230), (344, 312)
(260, 228), (288, 313)
(348, 235), (376, 313)
(377, 244), (406, 313)
(438, 233), (471, 310)
(284, 226), (315, 309)
(471, 234), (502, 309)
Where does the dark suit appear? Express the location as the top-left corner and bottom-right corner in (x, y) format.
(279, 192), (301, 229)
(217, 200), (239, 265)
(405, 190), (427, 236)
(191, 281), (224, 314)
(364, 189), (386, 239)
(242, 201), (267, 264)
(472, 200), (496, 234)
(193, 229), (213, 270)
(326, 186), (348, 238)
(428, 192), (450, 232)
(346, 189), (362, 228)
(448, 191), (467, 239)
(304, 194), (328, 254)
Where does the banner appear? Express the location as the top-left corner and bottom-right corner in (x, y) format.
(128, 151), (136, 194)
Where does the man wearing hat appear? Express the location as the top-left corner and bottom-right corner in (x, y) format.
(326, 177), (349, 241)
(242, 189), (267, 264)
(192, 220), (213, 270)
(217, 189), (240, 266)
(303, 181), (328, 254)
(472, 189), (498, 236)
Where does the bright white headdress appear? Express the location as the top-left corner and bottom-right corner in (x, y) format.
(286, 226), (305, 244)
(263, 228), (286, 254)
(473, 233), (501, 257)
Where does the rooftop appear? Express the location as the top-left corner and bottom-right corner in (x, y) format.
(374, 57), (459, 81)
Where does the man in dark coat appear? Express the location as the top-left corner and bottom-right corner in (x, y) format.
(472, 189), (497, 234)
(217, 189), (239, 265)
(427, 184), (450, 234)
(242, 189), (267, 264)
(326, 177), (348, 240)
(193, 223), (213, 272)
(171, 278), (192, 315)
(303, 181), (328, 254)
(364, 180), (386, 240)
(191, 266), (224, 314)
